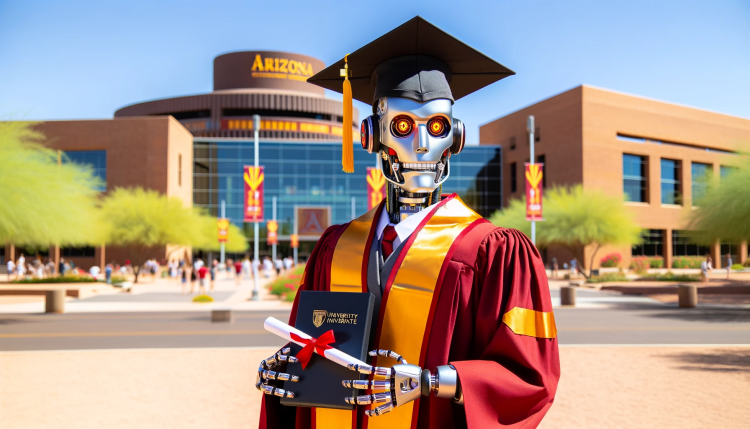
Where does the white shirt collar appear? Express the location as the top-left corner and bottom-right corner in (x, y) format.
(375, 201), (439, 249)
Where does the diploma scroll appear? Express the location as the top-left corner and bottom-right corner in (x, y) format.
(264, 317), (368, 370)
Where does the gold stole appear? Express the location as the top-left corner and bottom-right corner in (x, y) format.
(321, 197), (482, 429)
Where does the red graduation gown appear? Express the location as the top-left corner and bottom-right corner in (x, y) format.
(260, 207), (560, 429)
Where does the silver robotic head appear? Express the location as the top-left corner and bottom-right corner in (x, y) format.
(366, 97), (464, 194)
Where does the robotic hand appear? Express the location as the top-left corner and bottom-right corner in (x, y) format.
(256, 346), (300, 399)
(343, 349), (462, 417)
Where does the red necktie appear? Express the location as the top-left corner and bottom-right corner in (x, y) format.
(381, 225), (398, 259)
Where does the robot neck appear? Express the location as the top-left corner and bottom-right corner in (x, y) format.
(385, 182), (442, 224)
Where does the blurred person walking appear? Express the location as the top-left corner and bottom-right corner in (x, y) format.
(274, 258), (283, 276)
(726, 253), (732, 279)
(283, 256), (292, 272)
(551, 257), (559, 278)
(242, 257), (251, 279)
(263, 256), (273, 279)
(197, 264), (208, 295)
(234, 259), (243, 287)
(6, 259), (15, 281)
(105, 263), (113, 284)
(59, 258), (65, 277)
(701, 255), (713, 283)
(190, 258), (203, 294)
(570, 258), (578, 277)
(226, 258), (234, 280)
(210, 259), (218, 291)
(89, 264), (100, 279)
(180, 263), (188, 293)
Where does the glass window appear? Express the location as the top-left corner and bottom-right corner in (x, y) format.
(660, 159), (681, 205)
(720, 165), (737, 179)
(193, 141), (501, 237)
(690, 163), (711, 206)
(672, 230), (710, 257)
(623, 154), (647, 203)
(632, 229), (664, 257)
(64, 150), (106, 191)
(510, 162), (517, 193)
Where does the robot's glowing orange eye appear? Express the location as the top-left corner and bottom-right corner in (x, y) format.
(427, 117), (449, 137)
(391, 116), (414, 137)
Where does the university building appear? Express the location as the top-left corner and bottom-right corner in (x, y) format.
(480, 85), (750, 269)
(2, 51), (502, 268)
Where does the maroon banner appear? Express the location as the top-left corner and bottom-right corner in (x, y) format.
(244, 166), (264, 222)
(525, 163), (544, 221)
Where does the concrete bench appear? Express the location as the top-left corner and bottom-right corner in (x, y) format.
(0, 288), (66, 313)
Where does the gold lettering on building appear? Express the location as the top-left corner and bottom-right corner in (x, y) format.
(249, 53), (316, 80)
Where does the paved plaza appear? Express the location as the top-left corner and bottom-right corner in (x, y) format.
(1, 276), (749, 428)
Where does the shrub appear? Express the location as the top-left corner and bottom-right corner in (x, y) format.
(731, 263), (744, 270)
(638, 272), (700, 282)
(744, 259), (750, 268)
(649, 256), (664, 268)
(109, 275), (127, 284)
(600, 253), (622, 268)
(268, 265), (305, 299)
(630, 257), (649, 274)
(192, 294), (214, 303)
(586, 272), (630, 283)
(12, 275), (97, 284)
(563, 273), (570, 280)
(672, 256), (703, 269)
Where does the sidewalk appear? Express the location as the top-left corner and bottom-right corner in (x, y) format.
(2, 346), (747, 429)
(0, 273), (293, 314)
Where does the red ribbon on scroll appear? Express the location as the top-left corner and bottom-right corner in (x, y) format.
(290, 330), (336, 369)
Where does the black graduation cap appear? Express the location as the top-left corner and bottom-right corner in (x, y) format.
(307, 16), (515, 106)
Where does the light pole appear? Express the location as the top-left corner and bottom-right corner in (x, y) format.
(272, 196), (277, 263)
(527, 115), (536, 246)
(252, 114), (261, 301)
(220, 199), (226, 264)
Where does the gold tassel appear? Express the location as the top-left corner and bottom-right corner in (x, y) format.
(341, 54), (354, 173)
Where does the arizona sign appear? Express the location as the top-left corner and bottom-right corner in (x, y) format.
(244, 166), (265, 222)
(525, 163), (544, 221)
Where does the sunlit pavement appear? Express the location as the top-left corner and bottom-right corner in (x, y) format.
(2, 278), (749, 428)
(0, 271), (292, 314)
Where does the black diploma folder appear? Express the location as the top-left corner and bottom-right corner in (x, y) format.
(280, 291), (375, 409)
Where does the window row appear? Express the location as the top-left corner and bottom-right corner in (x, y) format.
(623, 154), (735, 205)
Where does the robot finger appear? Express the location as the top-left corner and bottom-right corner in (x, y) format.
(346, 364), (391, 377)
(342, 380), (391, 390)
(261, 370), (299, 382)
(260, 384), (295, 398)
(365, 403), (394, 417)
(344, 392), (392, 405)
(368, 349), (407, 364)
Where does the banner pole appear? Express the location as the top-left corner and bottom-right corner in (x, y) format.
(272, 196), (277, 263)
(527, 115), (536, 246)
(252, 114), (261, 301)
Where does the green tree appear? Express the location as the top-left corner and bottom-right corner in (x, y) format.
(489, 185), (642, 278)
(192, 212), (248, 254)
(101, 187), (248, 282)
(687, 158), (750, 247)
(0, 121), (103, 247)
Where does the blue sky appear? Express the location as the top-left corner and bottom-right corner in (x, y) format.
(1, 0), (748, 143)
